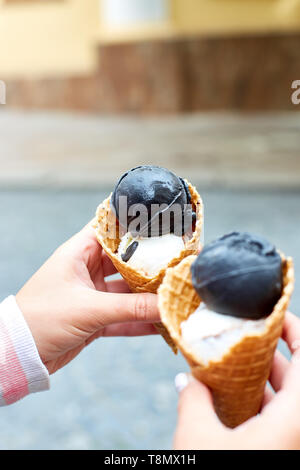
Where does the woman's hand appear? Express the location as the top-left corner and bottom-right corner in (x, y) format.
(16, 223), (159, 374)
(174, 311), (300, 450)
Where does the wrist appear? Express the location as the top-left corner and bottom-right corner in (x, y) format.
(0, 295), (50, 405)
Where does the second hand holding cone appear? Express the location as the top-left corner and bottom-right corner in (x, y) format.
(158, 232), (294, 428)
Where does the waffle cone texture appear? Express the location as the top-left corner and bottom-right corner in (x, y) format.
(158, 254), (294, 428)
(94, 181), (203, 353)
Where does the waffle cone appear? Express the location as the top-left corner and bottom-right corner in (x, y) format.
(94, 181), (203, 354)
(158, 254), (294, 428)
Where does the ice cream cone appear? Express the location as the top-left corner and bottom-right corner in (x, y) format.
(158, 254), (294, 428)
(94, 181), (203, 354)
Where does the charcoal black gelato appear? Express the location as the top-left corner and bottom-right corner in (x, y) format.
(111, 165), (193, 237)
(191, 232), (283, 320)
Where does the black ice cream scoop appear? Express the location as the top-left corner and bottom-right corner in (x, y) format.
(191, 232), (283, 320)
(111, 165), (194, 237)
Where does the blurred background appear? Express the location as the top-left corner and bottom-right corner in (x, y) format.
(0, 0), (300, 450)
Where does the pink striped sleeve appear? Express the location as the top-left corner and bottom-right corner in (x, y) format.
(0, 296), (50, 406)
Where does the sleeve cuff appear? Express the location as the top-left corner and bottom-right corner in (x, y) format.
(0, 295), (50, 406)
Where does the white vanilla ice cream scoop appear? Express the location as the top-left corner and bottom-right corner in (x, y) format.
(181, 303), (267, 365)
(118, 233), (184, 277)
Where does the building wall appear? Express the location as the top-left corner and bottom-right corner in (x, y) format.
(172, 0), (300, 35)
(6, 33), (300, 113)
(1, 0), (300, 79)
(0, 0), (99, 78)
(1, 0), (300, 112)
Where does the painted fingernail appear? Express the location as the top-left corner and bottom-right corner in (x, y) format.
(175, 372), (189, 393)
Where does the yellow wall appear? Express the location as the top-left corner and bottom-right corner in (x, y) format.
(0, 0), (99, 78)
(172, 0), (300, 35)
(1, 0), (300, 79)
(97, 0), (300, 42)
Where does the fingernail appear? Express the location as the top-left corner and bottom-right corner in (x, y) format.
(175, 372), (189, 393)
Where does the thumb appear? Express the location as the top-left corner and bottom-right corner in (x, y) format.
(87, 290), (160, 326)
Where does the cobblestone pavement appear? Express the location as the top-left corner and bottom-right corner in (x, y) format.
(0, 187), (299, 449)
